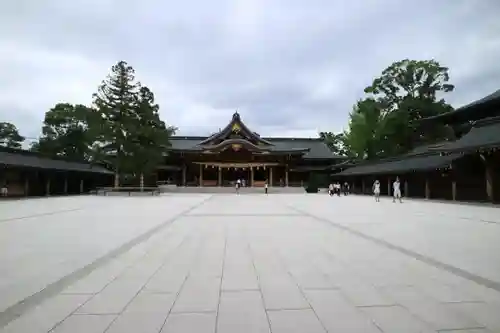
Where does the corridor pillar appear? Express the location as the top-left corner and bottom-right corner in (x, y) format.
(199, 164), (203, 187)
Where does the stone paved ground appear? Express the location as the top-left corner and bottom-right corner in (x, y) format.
(1, 194), (500, 332)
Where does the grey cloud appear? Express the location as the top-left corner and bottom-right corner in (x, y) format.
(1, 0), (500, 139)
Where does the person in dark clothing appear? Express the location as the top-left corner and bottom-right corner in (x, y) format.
(343, 182), (350, 195)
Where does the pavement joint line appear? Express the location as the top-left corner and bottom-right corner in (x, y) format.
(275, 248), (331, 333)
(0, 208), (85, 223)
(247, 240), (273, 333)
(97, 227), (197, 333)
(186, 213), (303, 217)
(213, 225), (228, 333)
(157, 231), (210, 332)
(288, 205), (500, 293)
(0, 195), (214, 329)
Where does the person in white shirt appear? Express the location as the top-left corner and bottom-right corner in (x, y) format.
(328, 183), (334, 196)
(1, 184), (7, 197)
(373, 180), (381, 202)
(335, 182), (341, 196)
(393, 177), (402, 203)
(264, 181), (269, 194)
(236, 178), (241, 194)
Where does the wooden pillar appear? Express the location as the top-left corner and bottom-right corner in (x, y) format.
(250, 167), (254, 187)
(269, 167), (273, 187)
(140, 173), (144, 191)
(46, 177), (51, 196)
(387, 178), (391, 197)
(64, 175), (68, 194)
(486, 165), (493, 202)
(425, 178), (430, 199)
(218, 167), (222, 186)
(285, 167), (289, 187)
(199, 164), (203, 187)
(404, 180), (408, 198)
(452, 181), (457, 201)
(480, 153), (494, 202)
(182, 165), (187, 186)
(361, 179), (365, 194)
(80, 179), (84, 193)
(24, 176), (29, 197)
(114, 172), (119, 188)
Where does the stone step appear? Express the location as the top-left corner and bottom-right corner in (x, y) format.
(158, 186), (305, 194)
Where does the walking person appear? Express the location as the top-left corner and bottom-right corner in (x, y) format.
(264, 181), (269, 194)
(343, 182), (350, 196)
(373, 180), (381, 202)
(328, 183), (334, 196)
(393, 177), (403, 203)
(335, 182), (341, 196)
(235, 178), (241, 194)
(1, 183), (7, 197)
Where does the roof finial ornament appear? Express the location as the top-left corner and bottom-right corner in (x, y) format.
(233, 110), (240, 119)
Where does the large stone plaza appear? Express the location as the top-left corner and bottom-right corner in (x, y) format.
(1, 194), (500, 332)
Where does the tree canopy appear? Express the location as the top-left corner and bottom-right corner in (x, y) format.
(30, 103), (94, 160)
(0, 122), (25, 149)
(26, 60), (176, 187)
(127, 86), (177, 176)
(338, 59), (456, 159)
(319, 132), (347, 156)
(90, 60), (175, 186)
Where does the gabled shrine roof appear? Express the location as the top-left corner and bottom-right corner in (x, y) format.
(168, 112), (341, 159)
(169, 136), (341, 159)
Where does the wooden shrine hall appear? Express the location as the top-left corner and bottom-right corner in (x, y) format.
(159, 112), (343, 187)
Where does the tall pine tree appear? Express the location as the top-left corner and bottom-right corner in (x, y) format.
(129, 87), (176, 189)
(92, 61), (140, 187)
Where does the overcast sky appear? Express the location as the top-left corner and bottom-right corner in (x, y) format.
(1, 0), (499, 143)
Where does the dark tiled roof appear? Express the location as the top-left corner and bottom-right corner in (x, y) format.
(329, 160), (354, 170)
(0, 148), (113, 174)
(456, 89), (500, 111)
(289, 165), (331, 172)
(406, 141), (452, 155)
(169, 136), (341, 159)
(430, 117), (500, 153)
(421, 89), (500, 124)
(335, 153), (461, 176)
(169, 137), (205, 151)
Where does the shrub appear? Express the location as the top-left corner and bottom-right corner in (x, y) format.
(305, 173), (320, 193)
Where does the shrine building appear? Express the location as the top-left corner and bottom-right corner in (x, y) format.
(158, 112), (344, 187)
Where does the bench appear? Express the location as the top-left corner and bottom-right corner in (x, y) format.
(96, 187), (161, 196)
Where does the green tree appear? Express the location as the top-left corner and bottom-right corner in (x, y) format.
(128, 86), (177, 189)
(363, 59), (455, 153)
(30, 103), (94, 160)
(92, 61), (141, 187)
(319, 132), (347, 156)
(343, 98), (386, 159)
(0, 122), (25, 149)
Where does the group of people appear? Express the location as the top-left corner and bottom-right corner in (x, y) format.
(235, 179), (269, 194)
(328, 182), (350, 196)
(327, 178), (403, 203)
(372, 177), (402, 203)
